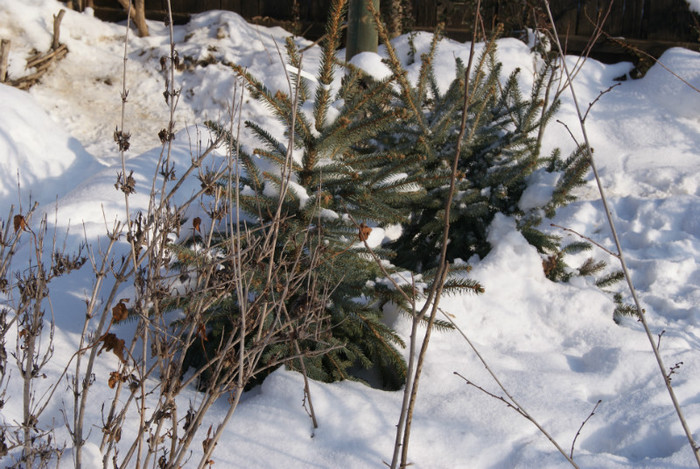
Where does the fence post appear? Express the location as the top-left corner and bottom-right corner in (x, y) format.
(346, 0), (379, 61)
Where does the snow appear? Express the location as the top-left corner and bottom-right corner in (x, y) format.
(2, 1), (700, 468)
(0, 84), (103, 215)
(689, 0), (700, 14)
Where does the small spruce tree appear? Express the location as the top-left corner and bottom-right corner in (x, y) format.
(368, 25), (608, 284)
(179, 1), (621, 391)
(192, 0), (425, 389)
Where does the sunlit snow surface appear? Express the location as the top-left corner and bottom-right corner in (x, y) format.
(1, 1), (700, 467)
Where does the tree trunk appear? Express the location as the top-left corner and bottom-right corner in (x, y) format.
(133, 0), (149, 37)
(346, 0), (379, 61)
(116, 0), (149, 37)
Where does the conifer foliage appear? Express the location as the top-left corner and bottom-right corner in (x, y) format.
(197, 0), (423, 388)
(371, 28), (590, 276)
(182, 1), (611, 390)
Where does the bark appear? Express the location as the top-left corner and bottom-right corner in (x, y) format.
(346, 0), (379, 61)
(115, 0), (149, 37)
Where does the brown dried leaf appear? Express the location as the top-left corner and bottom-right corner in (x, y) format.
(114, 128), (131, 152)
(358, 223), (372, 242)
(196, 322), (207, 342)
(542, 255), (558, 277)
(108, 371), (122, 389)
(100, 333), (126, 363)
(320, 192), (332, 206)
(13, 215), (27, 233)
(202, 424), (217, 454)
(112, 300), (129, 323)
(177, 250), (193, 263)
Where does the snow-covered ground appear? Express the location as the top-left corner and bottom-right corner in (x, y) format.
(1, 1), (700, 467)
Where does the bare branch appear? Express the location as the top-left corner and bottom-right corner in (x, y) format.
(571, 400), (601, 459)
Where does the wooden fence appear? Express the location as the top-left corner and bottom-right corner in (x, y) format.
(89, 0), (699, 59)
(413, 0), (698, 40)
(411, 0), (700, 60)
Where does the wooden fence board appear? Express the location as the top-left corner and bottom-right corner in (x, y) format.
(412, 0), (437, 28)
(261, 0), (293, 18)
(647, 0), (698, 41)
(604, 0), (626, 37)
(620, 0), (645, 38)
(198, 0), (215, 8)
(576, 0), (603, 37)
(550, 0), (578, 38)
(243, 0), (262, 18)
(220, 0), (242, 12)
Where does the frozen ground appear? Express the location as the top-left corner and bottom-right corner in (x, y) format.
(1, 1), (700, 467)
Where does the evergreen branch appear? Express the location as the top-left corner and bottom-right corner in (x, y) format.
(550, 223), (618, 258)
(231, 63), (313, 143)
(419, 316), (453, 332)
(253, 147), (302, 173)
(428, 69), (468, 136)
(322, 76), (396, 140)
(236, 150), (264, 193)
(613, 293), (638, 321)
(561, 241), (592, 254)
(535, 57), (561, 153)
(343, 74), (395, 117)
(231, 63), (290, 118)
(246, 120), (287, 157)
(369, 173), (420, 194)
(427, 57), (443, 107)
(519, 227), (559, 255)
(367, 1), (430, 140)
(416, 24), (443, 104)
(318, 111), (403, 158)
(594, 270), (624, 289)
(440, 278), (484, 296)
(259, 171), (301, 205)
(356, 312), (407, 356)
(205, 120), (264, 191)
(313, 0), (347, 131)
(547, 145), (590, 217)
(577, 257), (606, 277)
(285, 37), (309, 103)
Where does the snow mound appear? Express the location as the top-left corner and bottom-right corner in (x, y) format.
(0, 84), (104, 215)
